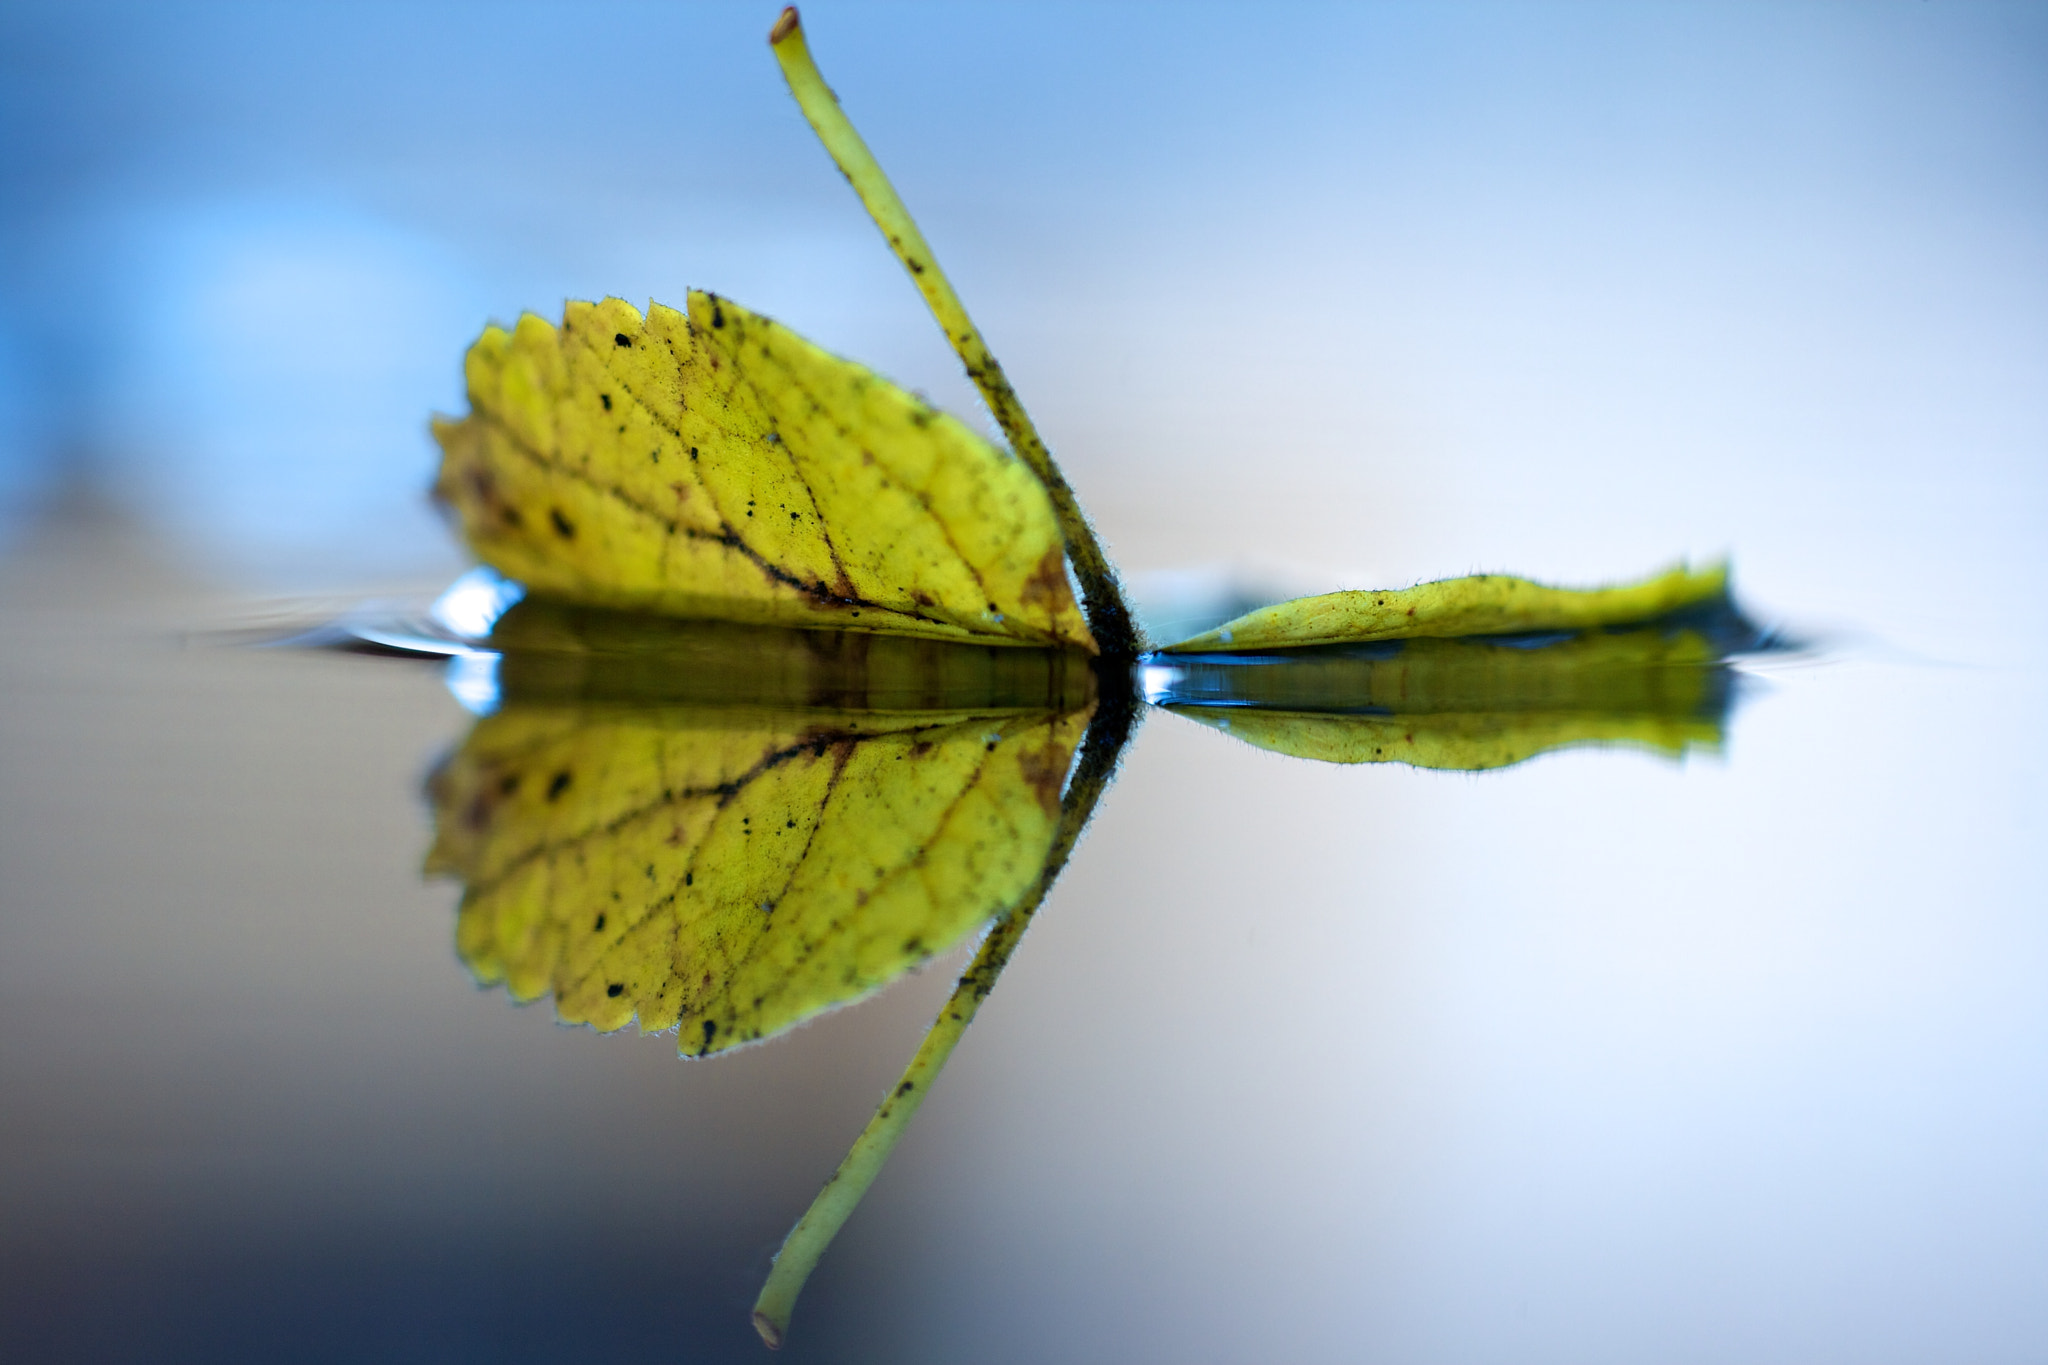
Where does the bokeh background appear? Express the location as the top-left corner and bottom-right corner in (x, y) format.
(2, 3), (2044, 1362)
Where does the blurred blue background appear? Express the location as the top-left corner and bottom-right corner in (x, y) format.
(3, 0), (2041, 622)
(3, 4), (2046, 1362)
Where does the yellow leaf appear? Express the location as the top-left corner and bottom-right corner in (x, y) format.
(1158, 563), (1727, 653)
(1156, 625), (1730, 769)
(432, 292), (1095, 653)
(406, 10), (1787, 1345)
(425, 656), (1092, 1057)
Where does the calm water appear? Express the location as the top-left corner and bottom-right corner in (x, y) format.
(3, 4), (2044, 1362)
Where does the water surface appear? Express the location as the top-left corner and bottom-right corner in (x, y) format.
(2, 4), (2044, 1361)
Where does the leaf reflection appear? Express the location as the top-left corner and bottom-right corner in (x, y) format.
(403, 588), (1771, 1343)
(419, 599), (1136, 1341)
(426, 600), (1102, 1056)
(1150, 595), (1767, 770)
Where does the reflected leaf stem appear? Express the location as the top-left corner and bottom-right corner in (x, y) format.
(751, 669), (1141, 1347)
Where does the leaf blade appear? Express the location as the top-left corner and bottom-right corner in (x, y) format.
(1157, 563), (1728, 653)
(433, 293), (1095, 652)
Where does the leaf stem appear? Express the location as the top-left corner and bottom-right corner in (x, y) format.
(768, 6), (1140, 658)
(751, 682), (1140, 1348)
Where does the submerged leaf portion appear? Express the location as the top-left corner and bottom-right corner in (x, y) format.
(432, 292), (1093, 651)
(482, 596), (1099, 712)
(426, 695), (1088, 1057)
(1159, 564), (1726, 653)
(1157, 626), (1735, 771)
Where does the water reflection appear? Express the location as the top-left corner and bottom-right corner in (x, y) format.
(389, 584), (1773, 1342)
(1149, 595), (1772, 770)
(408, 600), (1137, 1341)
(424, 602), (1100, 1054)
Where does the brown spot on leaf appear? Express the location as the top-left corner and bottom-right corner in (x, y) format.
(1018, 546), (1072, 617)
(1015, 739), (1067, 821)
(461, 465), (525, 531)
(461, 789), (496, 833)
